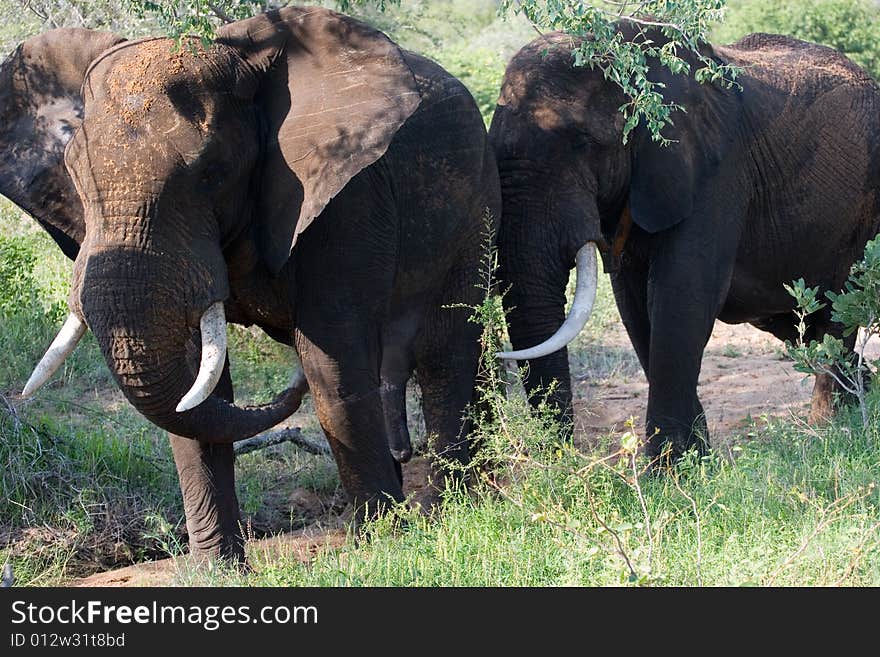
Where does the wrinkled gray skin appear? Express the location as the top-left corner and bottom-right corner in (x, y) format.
(490, 24), (880, 464)
(0, 6), (500, 561)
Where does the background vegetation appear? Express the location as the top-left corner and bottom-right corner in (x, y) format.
(1, 0), (879, 585)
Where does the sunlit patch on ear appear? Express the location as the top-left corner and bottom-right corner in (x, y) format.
(531, 105), (565, 131)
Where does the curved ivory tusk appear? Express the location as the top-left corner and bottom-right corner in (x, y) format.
(176, 302), (228, 413)
(22, 313), (87, 398)
(497, 241), (598, 361)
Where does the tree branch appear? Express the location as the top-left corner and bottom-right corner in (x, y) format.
(207, 2), (236, 23)
(234, 426), (331, 456)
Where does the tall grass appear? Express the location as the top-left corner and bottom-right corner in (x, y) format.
(172, 380), (880, 587)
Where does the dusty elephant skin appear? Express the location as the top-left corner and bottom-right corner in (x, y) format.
(0, 6), (501, 562)
(490, 24), (880, 464)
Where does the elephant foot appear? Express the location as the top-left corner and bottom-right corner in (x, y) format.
(185, 532), (247, 566)
(644, 434), (710, 473)
(179, 544), (251, 578)
(341, 491), (407, 533)
(408, 486), (444, 519)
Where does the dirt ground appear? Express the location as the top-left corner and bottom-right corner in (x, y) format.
(67, 319), (878, 586)
(573, 319), (826, 456)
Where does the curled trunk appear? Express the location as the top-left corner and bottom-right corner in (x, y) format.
(78, 248), (304, 443)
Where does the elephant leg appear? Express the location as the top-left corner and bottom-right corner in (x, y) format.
(412, 288), (483, 511)
(294, 323), (405, 526)
(610, 262), (651, 377)
(644, 232), (736, 464)
(168, 361), (244, 562)
(643, 302), (712, 463)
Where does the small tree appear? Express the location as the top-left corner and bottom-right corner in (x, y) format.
(784, 237), (880, 428)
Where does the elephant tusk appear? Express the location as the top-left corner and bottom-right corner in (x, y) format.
(497, 241), (598, 361)
(176, 302), (228, 413)
(22, 313), (87, 398)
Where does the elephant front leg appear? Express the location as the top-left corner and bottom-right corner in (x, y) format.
(168, 361), (245, 562)
(643, 236), (735, 465)
(169, 437), (244, 562)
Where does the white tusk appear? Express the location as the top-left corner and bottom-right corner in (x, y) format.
(497, 241), (598, 361)
(176, 302), (228, 413)
(22, 313), (87, 398)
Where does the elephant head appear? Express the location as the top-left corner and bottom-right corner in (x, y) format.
(489, 26), (733, 428)
(9, 7), (420, 443)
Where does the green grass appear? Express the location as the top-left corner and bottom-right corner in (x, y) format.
(171, 399), (880, 587)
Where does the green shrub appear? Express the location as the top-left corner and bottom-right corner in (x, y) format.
(0, 235), (41, 316)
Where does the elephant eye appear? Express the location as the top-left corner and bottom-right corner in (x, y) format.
(198, 163), (225, 188)
(570, 131), (596, 150)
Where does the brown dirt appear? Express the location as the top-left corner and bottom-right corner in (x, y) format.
(64, 319), (878, 587)
(70, 527), (349, 587)
(573, 320), (880, 456)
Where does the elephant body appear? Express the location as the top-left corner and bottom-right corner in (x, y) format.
(490, 26), (880, 462)
(1, 7), (500, 560)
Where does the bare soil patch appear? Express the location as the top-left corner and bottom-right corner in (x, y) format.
(573, 320), (880, 456)
(70, 527), (348, 587)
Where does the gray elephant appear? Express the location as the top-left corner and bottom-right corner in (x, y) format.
(1, 6), (501, 561)
(489, 24), (880, 464)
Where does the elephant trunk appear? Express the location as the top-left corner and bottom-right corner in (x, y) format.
(71, 248), (304, 442)
(498, 186), (573, 425)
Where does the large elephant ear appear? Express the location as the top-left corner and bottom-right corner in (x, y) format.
(628, 41), (737, 234)
(0, 28), (124, 260)
(217, 7), (421, 273)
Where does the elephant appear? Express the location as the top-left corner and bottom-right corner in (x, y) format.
(0, 5), (501, 561)
(489, 24), (880, 464)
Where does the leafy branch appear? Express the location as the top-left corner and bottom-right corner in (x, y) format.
(500, 0), (740, 143)
(784, 237), (880, 429)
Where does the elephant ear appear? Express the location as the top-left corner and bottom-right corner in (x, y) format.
(217, 7), (421, 274)
(0, 28), (125, 260)
(628, 42), (736, 234)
